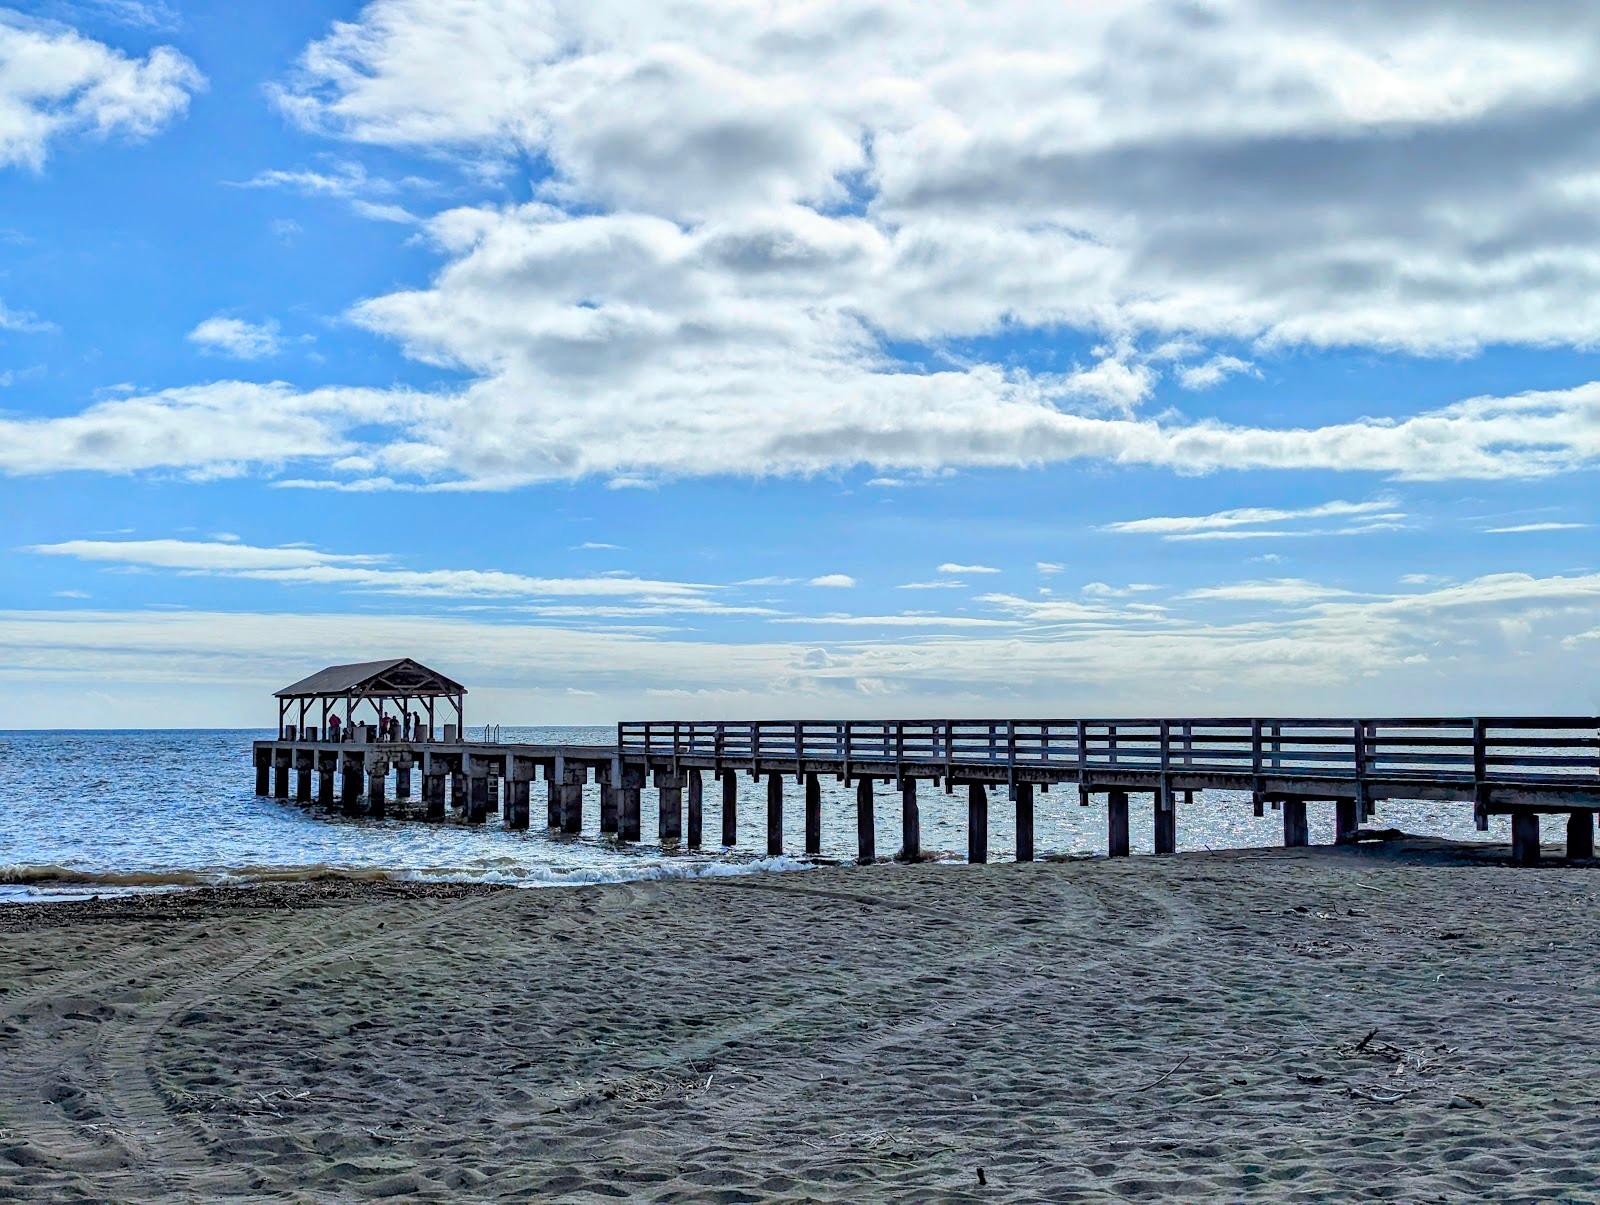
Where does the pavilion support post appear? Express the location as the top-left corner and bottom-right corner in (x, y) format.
(295, 755), (313, 804)
(1153, 788), (1176, 855)
(857, 777), (876, 865)
(805, 772), (822, 856)
(1107, 790), (1130, 858)
(367, 760), (386, 819)
(1511, 811), (1540, 864)
(1015, 781), (1035, 863)
(560, 762), (586, 834)
(658, 771), (683, 844)
(1566, 811), (1594, 860)
(254, 749), (270, 796)
(618, 765), (644, 843)
(687, 768), (704, 849)
(1335, 798), (1360, 845)
(423, 772), (446, 821)
(898, 779), (921, 862)
(395, 762), (412, 801)
(341, 754), (364, 816)
(466, 760), (488, 825)
(767, 772), (784, 856)
(316, 756), (335, 808)
(1282, 798), (1309, 848)
(967, 782), (987, 864)
(720, 770), (738, 846)
(599, 769), (619, 834)
(273, 753), (291, 800)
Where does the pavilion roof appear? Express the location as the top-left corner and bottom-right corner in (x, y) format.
(274, 658), (466, 699)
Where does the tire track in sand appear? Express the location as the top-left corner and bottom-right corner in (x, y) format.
(2, 890), (512, 1199)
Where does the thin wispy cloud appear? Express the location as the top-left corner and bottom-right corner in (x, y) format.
(1484, 522), (1588, 534)
(1107, 499), (1407, 543)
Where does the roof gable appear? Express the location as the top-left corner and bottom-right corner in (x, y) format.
(274, 658), (466, 698)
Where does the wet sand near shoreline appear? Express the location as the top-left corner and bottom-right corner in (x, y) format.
(2, 837), (1598, 1201)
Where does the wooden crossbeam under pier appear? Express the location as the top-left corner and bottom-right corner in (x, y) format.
(253, 713), (1600, 863)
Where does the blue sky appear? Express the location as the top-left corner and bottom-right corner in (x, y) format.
(1, 0), (1597, 727)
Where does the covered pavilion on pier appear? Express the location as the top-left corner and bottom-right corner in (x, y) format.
(274, 657), (466, 741)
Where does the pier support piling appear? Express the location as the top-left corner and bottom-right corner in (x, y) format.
(599, 772), (619, 834)
(295, 759), (313, 804)
(619, 767), (643, 842)
(450, 770), (466, 814)
(395, 764), (412, 801)
(1335, 798), (1360, 844)
(1015, 781), (1035, 863)
(1567, 811), (1595, 860)
(805, 772), (822, 856)
(273, 755), (291, 800)
(255, 752), (270, 796)
(1153, 789), (1176, 855)
(317, 759), (335, 808)
(720, 771), (738, 847)
(466, 769), (488, 825)
(1107, 790), (1130, 858)
(505, 768), (530, 831)
(857, 777), (876, 865)
(341, 756), (364, 816)
(898, 779), (920, 862)
(423, 773), (446, 821)
(687, 769), (703, 849)
(967, 782), (987, 864)
(1282, 798), (1309, 848)
(657, 772), (683, 844)
(767, 773), (784, 856)
(1511, 811), (1541, 864)
(559, 762), (585, 834)
(367, 762), (386, 819)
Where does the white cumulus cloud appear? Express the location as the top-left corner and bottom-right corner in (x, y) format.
(187, 316), (284, 360)
(0, 13), (202, 169)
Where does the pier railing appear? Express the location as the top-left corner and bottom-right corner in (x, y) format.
(617, 717), (1600, 786)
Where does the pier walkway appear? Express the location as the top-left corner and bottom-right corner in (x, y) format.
(254, 715), (1599, 864)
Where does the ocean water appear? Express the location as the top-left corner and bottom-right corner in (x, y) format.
(0, 728), (1513, 903)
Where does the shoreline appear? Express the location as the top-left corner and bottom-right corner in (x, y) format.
(0, 825), (1546, 910)
(3, 837), (1597, 1199)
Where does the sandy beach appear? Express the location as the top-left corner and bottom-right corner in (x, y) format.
(2, 837), (1597, 1201)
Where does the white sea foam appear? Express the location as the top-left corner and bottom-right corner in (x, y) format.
(0, 852), (820, 903)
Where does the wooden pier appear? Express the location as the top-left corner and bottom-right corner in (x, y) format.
(254, 709), (1600, 865)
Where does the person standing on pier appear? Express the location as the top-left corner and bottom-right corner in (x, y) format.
(328, 714), (341, 742)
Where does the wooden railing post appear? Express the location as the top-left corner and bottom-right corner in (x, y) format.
(1472, 717), (1489, 831)
(1250, 719), (1264, 816)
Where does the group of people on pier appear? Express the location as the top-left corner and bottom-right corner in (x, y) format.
(319, 712), (426, 743)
